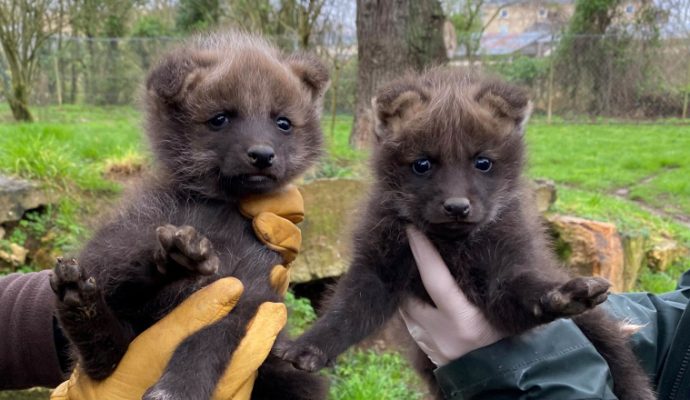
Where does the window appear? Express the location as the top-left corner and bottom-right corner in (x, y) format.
(625, 4), (635, 14)
(500, 24), (509, 34)
(500, 9), (509, 19)
(538, 8), (547, 18)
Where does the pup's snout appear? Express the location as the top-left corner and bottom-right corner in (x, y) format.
(443, 197), (471, 218)
(247, 145), (275, 169)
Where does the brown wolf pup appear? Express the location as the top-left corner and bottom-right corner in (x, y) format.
(279, 68), (655, 400)
(50, 32), (329, 400)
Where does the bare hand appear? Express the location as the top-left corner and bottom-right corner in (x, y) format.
(399, 226), (505, 366)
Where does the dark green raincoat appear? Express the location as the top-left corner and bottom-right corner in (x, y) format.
(434, 273), (690, 399)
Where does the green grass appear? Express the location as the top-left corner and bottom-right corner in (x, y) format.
(526, 123), (690, 217)
(0, 105), (143, 193)
(285, 292), (425, 399)
(637, 259), (690, 294)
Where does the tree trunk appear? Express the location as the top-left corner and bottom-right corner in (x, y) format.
(5, 53), (34, 122)
(350, 0), (447, 149)
(8, 77), (34, 122)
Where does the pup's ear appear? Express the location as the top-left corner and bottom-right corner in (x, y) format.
(373, 82), (429, 141)
(475, 81), (532, 135)
(286, 53), (330, 100)
(146, 50), (214, 102)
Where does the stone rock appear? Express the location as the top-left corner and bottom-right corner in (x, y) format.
(291, 179), (368, 283)
(32, 247), (59, 270)
(647, 239), (688, 272)
(0, 243), (29, 269)
(548, 215), (625, 292)
(531, 179), (557, 213)
(0, 175), (53, 224)
(0, 226), (4, 240)
(621, 233), (648, 291)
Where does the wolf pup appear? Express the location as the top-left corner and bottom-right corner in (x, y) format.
(279, 68), (654, 400)
(49, 32), (329, 400)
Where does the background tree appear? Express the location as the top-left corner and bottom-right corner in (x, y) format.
(0, 0), (61, 121)
(176, 0), (220, 33)
(556, 0), (662, 115)
(442, 0), (516, 65)
(659, 0), (690, 118)
(225, 0), (329, 50)
(313, 2), (355, 136)
(350, 0), (447, 149)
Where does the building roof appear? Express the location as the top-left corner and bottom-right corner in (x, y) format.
(484, 0), (574, 5)
(478, 31), (550, 55)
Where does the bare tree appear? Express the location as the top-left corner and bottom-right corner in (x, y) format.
(660, 0), (690, 118)
(0, 0), (61, 121)
(314, 2), (355, 136)
(226, 0), (329, 50)
(351, 0), (447, 149)
(442, 0), (516, 64)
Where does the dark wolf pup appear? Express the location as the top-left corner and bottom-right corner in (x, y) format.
(279, 68), (655, 400)
(50, 32), (329, 400)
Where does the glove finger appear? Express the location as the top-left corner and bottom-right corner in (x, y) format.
(270, 264), (290, 295)
(239, 185), (304, 223)
(212, 302), (287, 400)
(253, 212), (301, 263)
(50, 381), (70, 400)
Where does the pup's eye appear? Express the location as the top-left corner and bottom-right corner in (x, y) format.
(412, 159), (432, 175)
(474, 157), (493, 172)
(208, 113), (230, 130)
(276, 117), (292, 132)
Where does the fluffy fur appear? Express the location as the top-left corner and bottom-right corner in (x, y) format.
(50, 32), (329, 400)
(279, 68), (655, 400)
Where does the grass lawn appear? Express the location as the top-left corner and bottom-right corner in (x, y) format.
(527, 123), (690, 219)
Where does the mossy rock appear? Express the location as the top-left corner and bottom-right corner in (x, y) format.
(291, 179), (368, 283)
(0, 388), (51, 400)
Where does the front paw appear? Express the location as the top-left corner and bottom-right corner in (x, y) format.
(49, 257), (100, 318)
(540, 276), (610, 317)
(275, 341), (330, 372)
(154, 224), (219, 275)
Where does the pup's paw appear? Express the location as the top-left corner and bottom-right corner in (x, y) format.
(540, 276), (610, 317)
(275, 341), (330, 372)
(49, 257), (100, 318)
(154, 224), (219, 275)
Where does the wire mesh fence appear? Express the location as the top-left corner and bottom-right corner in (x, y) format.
(2, 33), (689, 122)
(473, 33), (690, 121)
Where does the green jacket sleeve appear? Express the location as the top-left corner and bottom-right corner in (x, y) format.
(433, 288), (690, 400)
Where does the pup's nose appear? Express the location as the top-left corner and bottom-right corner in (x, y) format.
(247, 145), (275, 169)
(443, 197), (471, 218)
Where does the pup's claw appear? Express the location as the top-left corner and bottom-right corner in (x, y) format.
(154, 224), (219, 275)
(275, 341), (330, 372)
(50, 258), (101, 318)
(540, 276), (611, 317)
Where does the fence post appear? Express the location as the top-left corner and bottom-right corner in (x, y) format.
(547, 51), (555, 125)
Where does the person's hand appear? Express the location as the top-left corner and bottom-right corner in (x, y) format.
(399, 226), (505, 366)
(51, 278), (287, 400)
(240, 184), (304, 295)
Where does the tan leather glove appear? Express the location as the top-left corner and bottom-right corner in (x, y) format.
(51, 278), (287, 400)
(51, 185), (305, 399)
(240, 184), (304, 295)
